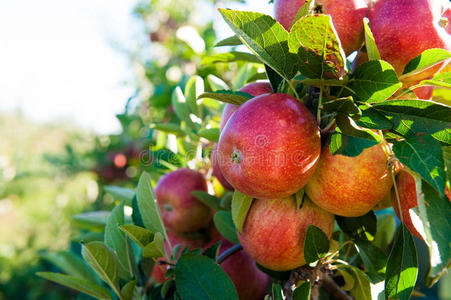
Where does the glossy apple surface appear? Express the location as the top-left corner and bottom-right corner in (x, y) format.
(219, 82), (272, 132)
(369, 0), (451, 80)
(218, 93), (321, 199)
(239, 197), (334, 271)
(155, 168), (212, 233)
(306, 143), (393, 217)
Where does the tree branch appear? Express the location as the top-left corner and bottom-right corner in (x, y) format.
(321, 276), (353, 300)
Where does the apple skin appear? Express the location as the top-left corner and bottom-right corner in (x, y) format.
(211, 143), (234, 190)
(219, 82), (272, 132)
(273, 0), (369, 55)
(368, 0), (451, 80)
(392, 170), (423, 239)
(155, 168), (212, 233)
(218, 93), (321, 200)
(217, 239), (270, 300)
(152, 231), (209, 284)
(239, 197), (335, 271)
(306, 143), (393, 217)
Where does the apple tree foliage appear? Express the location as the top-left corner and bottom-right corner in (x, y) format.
(38, 2), (451, 300)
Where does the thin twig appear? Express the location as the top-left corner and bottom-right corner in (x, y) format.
(217, 244), (243, 264)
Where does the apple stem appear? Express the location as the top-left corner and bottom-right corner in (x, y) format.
(316, 86), (323, 125)
(320, 119), (336, 134)
(216, 243), (243, 264)
(391, 168), (404, 223)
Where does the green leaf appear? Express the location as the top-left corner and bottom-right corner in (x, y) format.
(355, 240), (387, 283)
(81, 242), (120, 295)
(295, 189), (305, 211)
(373, 214), (396, 252)
(36, 272), (112, 300)
(104, 201), (134, 281)
(233, 63), (260, 89)
(203, 240), (222, 260)
(191, 191), (223, 211)
(349, 60), (401, 103)
(340, 265), (371, 300)
(142, 232), (165, 258)
(175, 254), (239, 300)
(336, 114), (381, 142)
(355, 104), (393, 130)
(293, 282), (311, 300)
(119, 224), (153, 248)
(420, 72), (451, 89)
(272, 283), (283, 300)
(40, 251), (99, 284)
(215, 35), (242, 47)
(201, 51), (261, 65)
(172, 87), (199, 130)
(419, 181), (451, 285)
(444, 146), (451, 180)
(72, 211), (110, 230)
(337, 269), (355, 291)
(288, 14), (347, 79)
(136, 172), (167, 235)
(184, 75), (204, 117)
(362, 18), (380, 61)
(231, 190), (253, 233)
(401, 48), (451, 79)
(198, 128), (220, 142)
(392, 135), (446, 196)
(265, 64), (283, 93)
(329, 132), (379, 157)
(303, 225), (330, 264)
(336, 211), (377, 241)
(371, 100), (451, 138)
(219, 9), (298, 80)
(385, 224), (418, 300)
(198, 90), (252, 106)
(321, 97), (360, 115)
(301, 78), (348, 88)
(213, 211), (239, 244)
(151, 123), (186, 137)
(291, 0), (314, 29)
(206, 75), (230, 91)
(104, 186), (135, 205)
(121, 280), (136, 300)
(131, 195), (145, 228)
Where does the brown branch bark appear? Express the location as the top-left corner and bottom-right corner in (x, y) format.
(321, 276), (353, 300)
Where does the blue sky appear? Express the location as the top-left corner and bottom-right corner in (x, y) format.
(0, 0), (271, 134)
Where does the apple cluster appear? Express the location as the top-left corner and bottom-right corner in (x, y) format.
(154, 0), (451, 296)
(210, 0), (451, 274)
(152, 168), (270, 299)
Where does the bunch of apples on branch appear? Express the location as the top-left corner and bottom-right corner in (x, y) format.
(39, 0), (451, 299)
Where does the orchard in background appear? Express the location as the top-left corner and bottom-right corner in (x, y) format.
(38, 0), (451, 299)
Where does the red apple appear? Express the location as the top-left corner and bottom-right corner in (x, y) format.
(393, 170), (451, 239)
(218, 93), (321, 200)
(215, 239), (270, 300)
(239, 197), (335, 271)
(152, 231), (209, 284)
(392, 170), (423, 239)
(211, 143), (234, 190)
(219, 82), (272, 132)
(155, 168), (212, 233)
(273, 0), (369, 55)
(306, 143), (393, 217)
(368, 0), (451, 80)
